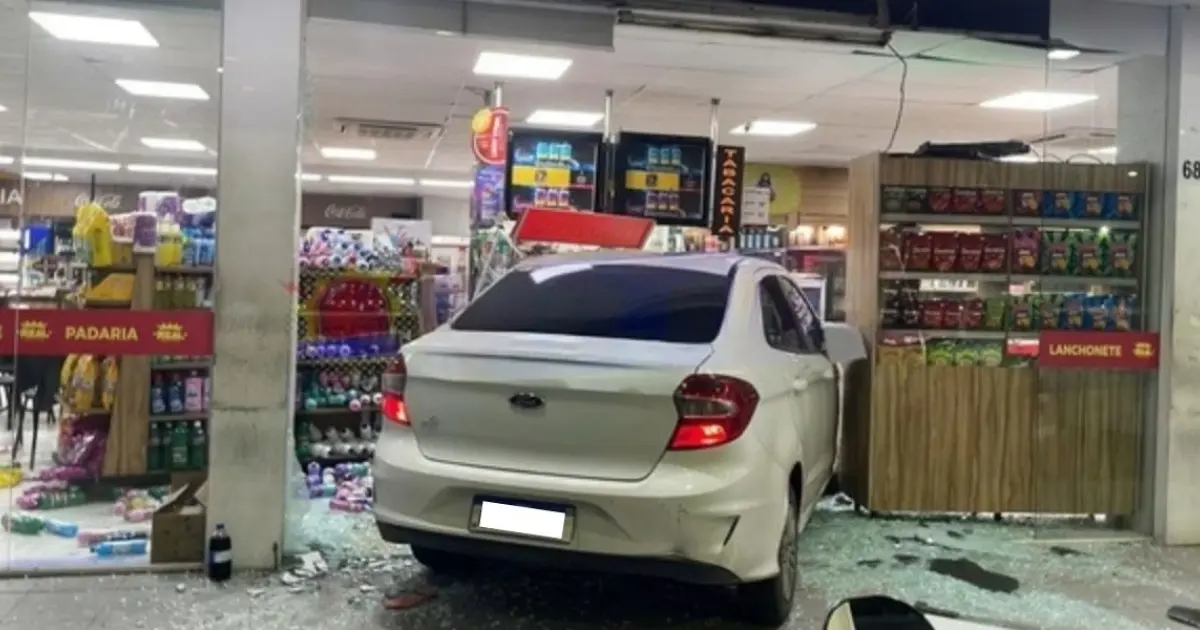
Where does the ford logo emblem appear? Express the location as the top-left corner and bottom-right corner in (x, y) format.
(509, 392), (544, 410)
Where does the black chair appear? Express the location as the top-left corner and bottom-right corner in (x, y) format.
(10, 355), (65, 469)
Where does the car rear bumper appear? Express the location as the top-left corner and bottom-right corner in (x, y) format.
(377, 521), (741, 585)
(372, 429), (788, 583)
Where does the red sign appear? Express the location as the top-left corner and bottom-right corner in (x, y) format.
(470, 107), (509, 166)
(1037, 330), (1160, 370)
(0, 309), (214, 356)
(512, 208), (655, 249)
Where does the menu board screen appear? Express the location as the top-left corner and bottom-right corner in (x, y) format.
(504, 129), (602, 218)
(613, 132), (711, 227)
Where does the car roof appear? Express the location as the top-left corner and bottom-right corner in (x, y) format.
(514, 251), (782, 276)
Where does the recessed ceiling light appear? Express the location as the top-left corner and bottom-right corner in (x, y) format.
(1088, 146), (1117, 155)
(116, 79), (210, 101)
(141, 137), (206, 152)
(0, 156), (12, 165)
(730, 120), (817, 137)
(127, 164), (217, 176)
(1047, 48), (1080, 61)
(300, 173), (322, 182)
(320, 147), (377, 161)
(419, 179), (473, 188)
(473, 52), (572, 80)
(0, 105), (7, 113)
(326, 175), (414, 186)
(525, 110), (603, 128)
(23, 157), (120, 171)
(29, 11), (159, 47)
(22, 171), (68, 182)
(979, 91), (1097, 111)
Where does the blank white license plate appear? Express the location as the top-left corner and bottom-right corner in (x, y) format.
(476, 500), (567, 540)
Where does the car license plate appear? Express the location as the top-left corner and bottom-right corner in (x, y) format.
(472, 498), (571, 541)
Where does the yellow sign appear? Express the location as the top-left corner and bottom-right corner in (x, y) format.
(469, 108), (493, 134)
(18, 321), (50, 341)
(65, 325), (138, 342)
(154, 323), (187, 343)
(1047, 343), (1122, 358)
(511, 165), (570, 188)
(745, 163), (801, 217)
(624, 170), (681, 191)
(1133, 342), (1155, 359)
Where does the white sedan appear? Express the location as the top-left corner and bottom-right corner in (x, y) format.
(373, 253), (861, 626)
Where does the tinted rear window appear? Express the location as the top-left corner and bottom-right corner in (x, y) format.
(452, 263), (731, 343)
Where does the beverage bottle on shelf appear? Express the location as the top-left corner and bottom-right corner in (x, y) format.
(95, 539), (148, 556)
(184, 371), (204, 412)
(147, 424), (164, 472)
(189, 421), (207, 469)
(150, 374), (166, 416)
(167, 374), (184, 414)
(207, 523), (233, 582)
(204, 375), (212, 411)
(170, 422), (190, 470)
(2, 513), (44, 534)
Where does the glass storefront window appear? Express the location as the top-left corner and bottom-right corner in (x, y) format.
(1, 0), (219, 571)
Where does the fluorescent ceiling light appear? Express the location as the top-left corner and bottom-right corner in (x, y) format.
(1047, 48), (1080, 61)
(320, 147), (376, 161)
(419, 179), (473, 188)
(979, 91), (1097, 111)
(141, 137), (206, 152)
(730, 120), (817, 136)
(326, 175), (414, 186)
(1088, 146), (1117, 155)
(116, 79), (210, 101)
(300, 173), (322, 182)
(999, 155), (1040, 163)
(127, 164), (217, 176)
(22, 172), (68, 182)
(30, 11), (159, 47)
(526, 109), (603, 128)
(0, 156), (12, 165)
(0, 104), (6, 112)
(473, 52), (572, 80)
(23, 157), (119, 171)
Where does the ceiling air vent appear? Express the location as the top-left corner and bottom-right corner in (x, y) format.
(336, 118), (444, 142)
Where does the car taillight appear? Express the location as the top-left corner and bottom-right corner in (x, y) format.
(381, 356), (410, 426)
(669, 374), (758, 450)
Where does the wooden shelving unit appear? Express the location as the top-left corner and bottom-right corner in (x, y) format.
(841, 154), (1151, 515)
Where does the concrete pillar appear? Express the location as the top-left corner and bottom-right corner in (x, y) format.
(1116, 5), (1200, 545)
(208, 0), (306, 569)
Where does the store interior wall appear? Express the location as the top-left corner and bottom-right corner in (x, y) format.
(422, 195), (471, 237)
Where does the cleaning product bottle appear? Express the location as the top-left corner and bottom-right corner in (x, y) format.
(170, 422), (190, 470)
(94, 539), (148, 556)
(147, 424), (163, 472)
(189, 421), (207, 469)
(207, 523), (233, 582)
(150, 374), (166, 415)
(167, 373), (184, 414)
(184, 371), (204, 412)
(43, 518), (79, 538)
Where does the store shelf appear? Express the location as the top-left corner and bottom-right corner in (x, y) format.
(879, 270), (1139, 287)
(296, 406), (379, 417)
(880, 329), (1038, 341)
(149, 412), (209, 423)
(296, 355), (394, 367)
(151, 361), (212, 371)
(157, 266), (214, 275)
(879, 213), (1140, 231)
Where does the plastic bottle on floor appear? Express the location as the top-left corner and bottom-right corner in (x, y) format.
(94, 539), (147, 556)
(2, 513), (44, 535)
(43, 518), (79, 538)
(207, 523), (232, 582)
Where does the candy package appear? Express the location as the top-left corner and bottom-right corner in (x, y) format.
(1041, 230), (1073, 275)
(1075, 230), (1104, 276)
(1010, 229), (1040, 273)
(1107, 231), (1138, 277)
(1014, 190), (1042, 217)
(1062, 293), (1087, 329)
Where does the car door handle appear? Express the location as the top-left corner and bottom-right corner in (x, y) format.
(793, 379), (810, 391)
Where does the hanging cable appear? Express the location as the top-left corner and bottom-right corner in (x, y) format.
(883, 41), (909, 153)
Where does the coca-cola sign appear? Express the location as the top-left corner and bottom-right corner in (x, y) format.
(323, 204), (367, 220)
(301, 193), (420, 227)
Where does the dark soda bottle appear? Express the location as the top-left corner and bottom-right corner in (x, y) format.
(206, 523), (232, 582)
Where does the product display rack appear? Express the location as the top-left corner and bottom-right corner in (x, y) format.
(841, 154), (1150, 516)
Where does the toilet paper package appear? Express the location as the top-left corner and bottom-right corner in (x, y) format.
(138, 191), (182, 223)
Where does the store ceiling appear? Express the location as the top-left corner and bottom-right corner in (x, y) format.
(0, 0), (1135, 193)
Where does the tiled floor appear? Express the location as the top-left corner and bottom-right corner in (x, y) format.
(0, 509), (1195, 629)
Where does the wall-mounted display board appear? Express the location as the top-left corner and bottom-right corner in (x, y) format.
(504, 127), (604, 218)
(840, 154), (1155, 518)
(611, 132), (712, 227)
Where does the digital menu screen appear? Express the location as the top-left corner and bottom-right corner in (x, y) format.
(504, 128), (603, 219)
(613, 132), (712, 227)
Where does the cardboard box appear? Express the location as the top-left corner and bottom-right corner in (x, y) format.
(150, 480), (207, 564)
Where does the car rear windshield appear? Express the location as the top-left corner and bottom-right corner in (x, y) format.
(452, 263), (732, 343)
